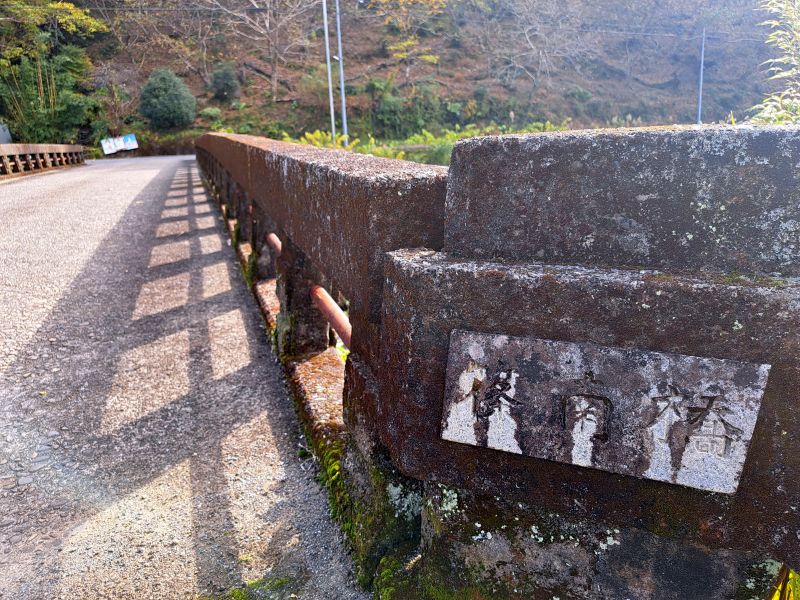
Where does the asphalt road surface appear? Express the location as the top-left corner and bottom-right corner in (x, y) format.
(0, 157), (367, 599)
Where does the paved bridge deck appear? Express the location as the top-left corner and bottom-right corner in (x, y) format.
(0, 157), (366, 599)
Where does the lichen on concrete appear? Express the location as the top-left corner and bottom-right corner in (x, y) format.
(734, 559), (784, 600)
(338, 442), (423, 587)
(373, 484), (768, 599)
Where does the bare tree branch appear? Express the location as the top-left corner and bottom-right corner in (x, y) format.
(198, 0), (318, 100)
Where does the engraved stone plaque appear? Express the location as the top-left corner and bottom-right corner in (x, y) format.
(441, 330), (771, 494)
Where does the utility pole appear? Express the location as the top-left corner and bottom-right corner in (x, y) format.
(696, 27), (706, 125)
(333, 0), (349, 146)
(321, 0), (337, 142)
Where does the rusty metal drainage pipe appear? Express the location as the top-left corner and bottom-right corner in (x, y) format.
(266, 232), (282, 257)
(310, 284), (351, 350)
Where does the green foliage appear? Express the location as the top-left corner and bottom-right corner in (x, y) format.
(283, 120), (567, 166)
(0, 1), (105, 143)
(770, 566), (800, 600)
(606, 114), (644, 128)
(0, 45), (98, 143)
(219, 576), (294, 600)
(139, 68), (196, 130)
(210, 63), (239, 102)
(198, 106), (222, 121)
(351, 76), (560, 141)
(396, 121), (567, 164)
(335, 337), (350, 363)
(752, 0), (800, 123)
(0, 0), (106, 75)
(566, 86), (592, 102)
(296, 64), (335, 113)
(365, 77), (451, 138)
(282, 129), (360, 149)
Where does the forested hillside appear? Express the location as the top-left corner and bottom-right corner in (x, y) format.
(0, 0), (775, 152)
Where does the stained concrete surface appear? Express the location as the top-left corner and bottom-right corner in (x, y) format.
(0, 157), (367, 599)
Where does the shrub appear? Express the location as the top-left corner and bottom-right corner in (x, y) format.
(139, 68), (196, 130)
(366, 77), (448, 138)
(566, 86), (592, 102)
(284, 120), (568, 166)
(210, 63), (239, 102)
(198, 106), (222, 121)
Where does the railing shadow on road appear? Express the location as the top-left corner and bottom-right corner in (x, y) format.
(0, 158), (319, 598)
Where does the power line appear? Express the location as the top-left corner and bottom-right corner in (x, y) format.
(78, 7), (768, 42)
(516, 24), (764, 42)
(80, 6), (267, 12)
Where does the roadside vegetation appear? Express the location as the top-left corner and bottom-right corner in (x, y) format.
(751, 0), (800, 123)
(0, 1), (106, 143)
(0, 0), (794, 161)
(281, 120), (567, 165)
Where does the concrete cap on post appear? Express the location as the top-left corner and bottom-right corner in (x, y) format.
(446, 125), (800, 276)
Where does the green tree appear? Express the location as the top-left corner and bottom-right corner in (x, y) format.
(0, 45), (98, 143)
(210, 63), (239, 102)
(139, 68), (197, 130)
(0, 1), (105, 142)
(752, 0), (800, 123)
(0, 1), (106, 75)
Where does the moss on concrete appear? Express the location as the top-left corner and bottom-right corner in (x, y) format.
(372, 485), (558, 599)
(314, 435), (421, 588)
(231, 219), (240, 247)
(215, 575), (298, 600)
(278, 346), (420, 590)
(373, 545), (516, 600)
(241, 248), (256, 290)
(376, 484), (764, 600)
(274, 312), (294, 359)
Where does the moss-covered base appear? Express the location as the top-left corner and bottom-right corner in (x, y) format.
(338, 441), (423, 587)
(207, 574), (303, 600)
(279, 346), (422, 590)
(290, 382), (422, 588)
(372, 484), (782, 600)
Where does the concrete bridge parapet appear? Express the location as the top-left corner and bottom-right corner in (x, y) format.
(196, 126), (800, 599)
(0, 143), (86, 178)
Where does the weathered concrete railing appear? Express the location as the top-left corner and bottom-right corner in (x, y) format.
(0, 143), (86, 178)
(197, 127), (800, 599)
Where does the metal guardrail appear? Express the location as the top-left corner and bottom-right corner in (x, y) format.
(0, 143), (86, 178)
